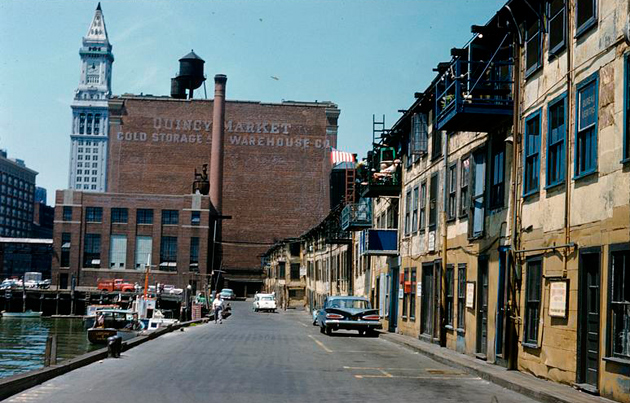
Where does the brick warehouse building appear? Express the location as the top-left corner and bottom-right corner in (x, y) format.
(53, 94), (340, 295)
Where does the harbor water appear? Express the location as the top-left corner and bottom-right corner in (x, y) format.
(0, 317), (98, 379)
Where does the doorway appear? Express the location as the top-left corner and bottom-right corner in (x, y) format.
(495, 248), (509, 367)
(388, 267), (399, 332)
(476, 256), (488, 357)
(577, 248), (600, 392)
(421, 263), (434, 337)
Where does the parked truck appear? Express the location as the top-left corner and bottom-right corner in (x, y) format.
(97, 278), (135, 292)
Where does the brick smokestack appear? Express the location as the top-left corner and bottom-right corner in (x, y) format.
(210, 74), (227, 214)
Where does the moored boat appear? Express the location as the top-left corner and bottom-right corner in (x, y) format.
(87, 308), (142, 344)
(1, 310), (43, 318)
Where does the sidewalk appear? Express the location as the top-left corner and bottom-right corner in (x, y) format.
(380, 331), (616, 403)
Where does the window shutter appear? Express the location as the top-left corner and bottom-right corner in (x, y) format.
(411, 113), (428, 155)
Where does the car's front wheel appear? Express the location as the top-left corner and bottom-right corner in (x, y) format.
(325, 326), (332, 336)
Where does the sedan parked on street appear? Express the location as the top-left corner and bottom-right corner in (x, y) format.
(253, 293), (277, 312)
(316, 296), (381, 336)
(220, 288), (235, 300)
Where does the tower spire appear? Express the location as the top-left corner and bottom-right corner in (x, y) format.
(85, 3), (109, 43)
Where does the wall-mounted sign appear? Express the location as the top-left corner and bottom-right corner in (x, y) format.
(398, 288), (404, 299)
(417, 282), (422, 297)
(428, 232), (436, 251)
(466, 282), (475, 309)
(549, 281), (568, 318)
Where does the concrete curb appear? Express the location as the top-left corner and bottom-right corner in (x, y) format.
(0, 317), (209, 401)
(380, 332), (616, 403)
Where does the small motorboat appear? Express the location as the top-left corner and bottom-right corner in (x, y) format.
(1, 310), (43, 318)
(87, 308), (142, 344)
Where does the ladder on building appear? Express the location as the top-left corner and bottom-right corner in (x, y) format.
(344, 165), (355, 204)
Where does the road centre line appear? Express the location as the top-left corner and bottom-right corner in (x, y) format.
(308, 335), (333, 353)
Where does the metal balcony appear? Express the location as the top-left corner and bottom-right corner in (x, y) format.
(435, 57), (513, 133)
(359, 229), (398, 256)
(341, 199), (372, 231)
(359, 146), (402, 198)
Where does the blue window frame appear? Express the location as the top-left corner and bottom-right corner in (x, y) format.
(523, 110), (541, 196)
(575, 73), (598, 178)
(548, 0), (566, 56)
(576, 0), (597, 37)
(624, 54), (630, 163)
(525, 17), (543, 77)
(546, 93), (566, 188)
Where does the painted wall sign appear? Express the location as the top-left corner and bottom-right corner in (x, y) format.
(428, 231), (435, 251)
(398, 288), (404, 299)
(466, 282), (475, 309)
(417, 282), (422, 297)
(549, 281), (568, 318)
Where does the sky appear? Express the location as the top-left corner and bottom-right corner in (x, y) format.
(0, 0), (506, 205)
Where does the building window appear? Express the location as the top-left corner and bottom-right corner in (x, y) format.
(524, 258), (543, 346)
(278, 262), (286, 278)
(419, 182), (427, 231)
(460, 157), (470, 217)
(471, 149), (486, 238)
(85, 207), (103, 223)
(410, 113), (428, 157)
(429, 173), (438, 230)
(411, 186), (419, 233)
(161, 210), (179, 225)
(548, 0), (566, 55)
(431, 130), (442, 160)
(159, 236), (178, 271)
(137, 209), (153, 225)
(109, 235), (127, 269)
(111, 208), (128, 224)
(191, 211), (201, 225)
(61, 233), (71, 267)
(457, 264), (466, 331)
(83, 233), (101, 268)
(86, 114), (93, 135)
(62, 206), (72, 221)
(290, 263), (300, 280)
(489, 138), (505, 209)
(609, 247), (630, 360)
(91, 185), (96, 190)
(135, 236), (152, 269)
(576, 0), (597, 36)
(575, 74), (598, 178)
(447, 163), (457, 220)
(79, 113), (86, 134)
(547, 94), (567, 187)
(525, 17), (542, 76)
(524, 111), (541, 196)
(190, 237), (199, 272)
(94, 114), (101, 135)
(446, 265), (454, 327)
(410, 268), (417, 320)
(404, 189), (412, 236)
(625, 55), (630, 162)
(402, 268), (409, 318)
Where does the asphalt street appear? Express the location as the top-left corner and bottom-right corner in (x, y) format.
(6, 301), (537, 403)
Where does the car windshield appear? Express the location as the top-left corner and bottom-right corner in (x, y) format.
(329, 299), (369, 309)
(261, 296), (273, 301)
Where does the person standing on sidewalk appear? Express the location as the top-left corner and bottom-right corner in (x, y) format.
(212, 294), (223, 324)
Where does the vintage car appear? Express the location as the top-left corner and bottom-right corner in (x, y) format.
(316, 296), (381, 336)
(253, 293), (276, 312)
(220, 288), (236, 300)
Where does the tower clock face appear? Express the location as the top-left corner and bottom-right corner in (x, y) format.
(88, 63), (99, 74)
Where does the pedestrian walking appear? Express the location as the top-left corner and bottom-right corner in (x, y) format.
(212, 294), (223, 324)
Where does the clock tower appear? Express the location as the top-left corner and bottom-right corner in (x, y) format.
(68, 3), (113, 192)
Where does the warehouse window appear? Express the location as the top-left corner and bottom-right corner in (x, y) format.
(457, 264), (466, 331)
(419, 182), (427, 231)
(412, 186), (419, 233)
(111, 208), (128, 224)
(575, 74), (598, 178)
(85, 207), (103, 223)
(460, 156), (470, 217)
(576, 0), (597, 37)
(609, 247), (630, 360)
(547, 94), (567, 187)
(524, 111), (541, 196)
(161, 210), (179, 225)
(83, 233), (101, 268)
(137, 209), (153, 225)
(61, 233), (71, 267)
(62, 206), (72, 221)
(404, 189), (412, 236)
(190, 237), (199, 272)
(524, 258), (543, 346)
(446, 265), (454, 327)
(159, 236), (178, 271)
(429, 173), (438, 230)
(109, 235), (127, 269)
(135, 236), (152, 269)
(410, 268), (417, 320)
(447, 163), (457, 220)
(548, 0), (566, 56)
(191, 211), (201, 226)
(525, 17), (542, 76)
(489, 137), (505, 209)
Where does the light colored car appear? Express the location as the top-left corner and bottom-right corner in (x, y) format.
(219, 288), (235, 300)
(24, 280), (39, 288)
(253, 293), (276, 312)
(162, 284), (183, 295)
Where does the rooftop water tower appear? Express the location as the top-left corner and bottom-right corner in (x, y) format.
(170, 50), (206, 99)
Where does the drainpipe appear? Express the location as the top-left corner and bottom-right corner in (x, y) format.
(563, 0), (573, 279)
(440, 130), (448, 347)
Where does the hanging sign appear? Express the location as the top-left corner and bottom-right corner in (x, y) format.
(549, 281), (568, 318)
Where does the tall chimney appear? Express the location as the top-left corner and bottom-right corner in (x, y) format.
(210, 74), (227, 214)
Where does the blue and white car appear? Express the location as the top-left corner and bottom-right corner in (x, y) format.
(316, 296), (381, 336)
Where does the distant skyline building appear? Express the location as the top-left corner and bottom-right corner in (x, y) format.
(34, 186), (47, 204)
(68, 3), (113, 192)
(0, 149), (37, 238)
